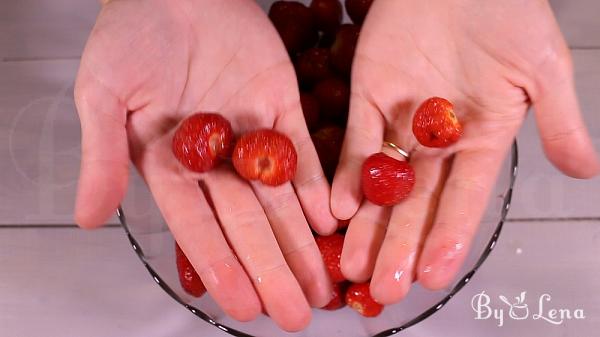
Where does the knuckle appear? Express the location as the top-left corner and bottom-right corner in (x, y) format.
(196, 252), (237, 277)
(446, 176), (487, 194)
(282, 239), (316, 258)
(261, 189), (297, 214)
(542, 125), (585, 144)
(223, 209), (266, 232)
(294, 171), (327, 190)
(252, 260), (288, 279)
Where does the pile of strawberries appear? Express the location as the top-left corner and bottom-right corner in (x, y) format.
(171, 0), (464, 320)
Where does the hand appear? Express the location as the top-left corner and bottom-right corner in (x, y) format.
(332, 0), (600, 304)
(74, 0), (338, 330)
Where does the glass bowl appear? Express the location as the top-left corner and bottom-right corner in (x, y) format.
(118, 142), (517, 337)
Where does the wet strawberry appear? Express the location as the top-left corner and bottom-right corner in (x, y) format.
(311, 125), (345, 181)
(300, 92), (321, 131)
(344, 0), (374, 25)
(412, 97), (463, 148)
(172, 112), (233, 173)
(345, 282), (383, 317)
(322, 282), (347, 310)
(313, 77), (350, 122)
(232, 129), (297, 186)
(361, 153), (415, 206)
(296, 48), (333, 87)
(315, 233), (346, 283)
(310, 0), (343, 36)
(175, 243), (206, 297)
(330, 24), (360, 78)
(269, 1), (318, 54)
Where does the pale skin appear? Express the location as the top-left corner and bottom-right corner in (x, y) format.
(74, 0), (338, 331)
(334, 0), (600, 304)
(74, 0), (600, 330)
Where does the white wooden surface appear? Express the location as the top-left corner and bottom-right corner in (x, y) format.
(1, 0), (600, 336)
(1, 221), (598, 337)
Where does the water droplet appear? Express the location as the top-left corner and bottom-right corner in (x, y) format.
(393, 270), (404, 282)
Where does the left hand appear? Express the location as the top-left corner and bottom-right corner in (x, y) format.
(332, 0), (600, 304)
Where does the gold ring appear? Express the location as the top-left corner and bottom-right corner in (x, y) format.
(383, 141), (410, 160)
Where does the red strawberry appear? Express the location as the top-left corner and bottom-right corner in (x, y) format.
(330, 24), (360, 78)
(310, 0), (343, 35)
(269, 1), (318, 54)
(322, 282), (347, 310)
(361, 153), (415, 206)
(344, 0), (374, 25)
(175, 243), (206, 297)
(313, 77), (350, 122)
(315, 233), (346, 283)
(412, 97), (462, 148)
(345, 282), (383, 317)
(337, 219), (350, 229)
(172, 112), (234, 173)
(300, 92), (321, 131)
(232, 129), (297, 186)
(311, 126), (344, 181)
(296, 48), (333, 87)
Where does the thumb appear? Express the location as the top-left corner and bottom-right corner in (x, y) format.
(531, 48), (600, 179)
(74, 65), (129, 228)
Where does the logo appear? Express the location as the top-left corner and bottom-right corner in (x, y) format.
(471, 291), (585, 327)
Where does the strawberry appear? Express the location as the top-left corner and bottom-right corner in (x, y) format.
(412, 97), (463, 148)
(322, 282), (347, 310)
(313, 77), (350, 123)
(315, 233), (346, 283)
(172, 112), (234, 173)
(337, 219), (350, 229)
(296, 48), (333, 87)
(330, 24), (360, 78)
(310, 0), (343, 36)
(311, 125), (344, 181)
(269, 1), (318, 54)
(345, 282), (383, 317)
(300, 92), (321, 131)
(232, 129), (297, 186)
(344, 0), (374, 25)
(361, 153), (415, 206)
(175, 243), (206, 297)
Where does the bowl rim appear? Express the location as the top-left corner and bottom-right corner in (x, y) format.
(117, 141), (518, 337)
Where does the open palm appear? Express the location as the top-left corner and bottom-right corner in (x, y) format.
(333, 0), (599, 304)
(74, 0), (338, 331)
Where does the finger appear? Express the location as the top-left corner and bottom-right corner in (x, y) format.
(139, 142), (261, 322)
(275, 104), (338, 235)
(340, 201), (390, 282)
(74, 68), (129, 228)
(204, 169), (311, 332)
(252, 182), (333, 308)
(370, 156), (448, 304)
(531, 46), (600, 178)
(331, 93), (385, 220)
(417, 145), (510, 290)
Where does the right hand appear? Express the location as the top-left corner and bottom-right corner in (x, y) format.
(74, 0), (338, 331)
